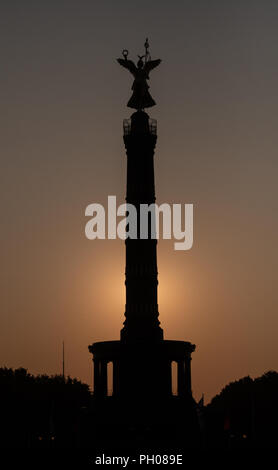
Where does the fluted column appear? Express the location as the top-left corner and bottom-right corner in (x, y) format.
(121, 110), (163, 342)
(113, 359), (120, 396)
(93, 358), (100, 396)
(178, 360), (186, 397)
(165, 360), (172, 396)
(185, 356), (192, 394)
(100, 360), (108, 396)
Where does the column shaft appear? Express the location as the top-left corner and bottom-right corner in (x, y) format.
(100, 360), (108, 396)
(178, 360), (186, 397)
(93, 359), (100, 396)
(113, 360), (120, 396)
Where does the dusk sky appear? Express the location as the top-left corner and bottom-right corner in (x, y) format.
(1, 0), (278, 401)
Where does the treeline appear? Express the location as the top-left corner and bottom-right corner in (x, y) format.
(205, 370), (278, 448)
(1, 367), (278, 448)
(0, 367), (91, 448)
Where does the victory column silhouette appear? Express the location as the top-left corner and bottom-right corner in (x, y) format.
(86, 39), (200, 451)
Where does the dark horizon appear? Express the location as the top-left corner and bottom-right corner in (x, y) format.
(1, 366), (277, 449)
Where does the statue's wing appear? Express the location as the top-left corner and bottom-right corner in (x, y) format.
(144, 59), (161, 73)
(117, 58), (137, 75)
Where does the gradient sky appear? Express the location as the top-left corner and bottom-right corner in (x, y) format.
(1, 0), (278, 401)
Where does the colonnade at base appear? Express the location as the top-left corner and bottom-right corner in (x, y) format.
(89, 339), (195, 399)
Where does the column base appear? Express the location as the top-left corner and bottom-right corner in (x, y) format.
(89, 339), (195, 398)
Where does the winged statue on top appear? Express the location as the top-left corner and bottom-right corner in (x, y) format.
(117, 38), (161, 110)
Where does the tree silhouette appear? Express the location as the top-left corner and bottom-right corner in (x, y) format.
(205, 370), (278, 448)
(0, 367), (90, 448)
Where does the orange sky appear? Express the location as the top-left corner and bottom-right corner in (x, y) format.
(1, 1), (278, 401)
